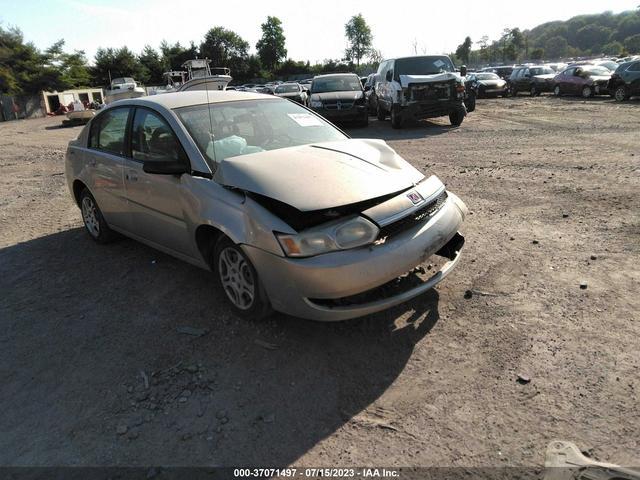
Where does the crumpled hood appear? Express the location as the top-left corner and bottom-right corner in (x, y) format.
(590, 75), (611, 82)
(399, 72), (460, 88)
(533, 74), (556, 81)
(214, 139), (425, 211)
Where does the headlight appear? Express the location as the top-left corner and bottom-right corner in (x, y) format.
(276, 216), (379, 257)
(310, 100), (322, 108)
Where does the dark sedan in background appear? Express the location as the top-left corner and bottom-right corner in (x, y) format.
(553, 65), (612, 98)
(308, 73), (369, 126)
(470, 72), (508, 97)
(274, 83), (308, 105)
(509, 65), (556, 96)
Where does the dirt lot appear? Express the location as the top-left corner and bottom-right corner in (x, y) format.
(1, 97), (639, 469)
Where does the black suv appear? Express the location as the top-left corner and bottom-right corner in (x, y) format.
(608, 60), (640, 101)
(509, 65), (556, 96)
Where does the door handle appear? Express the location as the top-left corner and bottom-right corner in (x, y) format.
(125, 171), (139, 182)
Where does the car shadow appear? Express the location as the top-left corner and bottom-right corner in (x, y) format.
(0, 227), (441, 466)
(346, 118), (453, 141)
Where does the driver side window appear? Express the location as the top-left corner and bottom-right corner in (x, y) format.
(131, 109), (185, 164)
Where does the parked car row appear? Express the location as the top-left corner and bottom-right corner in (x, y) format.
(472, 58), (640, 101)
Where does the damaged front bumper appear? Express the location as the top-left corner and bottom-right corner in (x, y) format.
(399, 99), (466, 120)
(243, 193), (467, 321)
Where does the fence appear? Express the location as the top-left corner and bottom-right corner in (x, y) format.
(0, 94), (45, 122)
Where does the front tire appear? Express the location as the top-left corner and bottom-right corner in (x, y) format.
(614, 85), (628, 102)
(582, 85), (592, 98)
(449, 109), (465, 127)
(530, 85), (537, 96)
(79, 188), (117, 243)
(213, 237), (271, 320)
(465, 92), (476, 112)
(554, 85), (561, 96)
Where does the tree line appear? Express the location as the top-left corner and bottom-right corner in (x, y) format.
(452, 9), (640, 66)
(0, 14), (378, 95)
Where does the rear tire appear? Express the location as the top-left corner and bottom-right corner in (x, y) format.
(553, 85), (561, 96)
(376, 104), (386, 121)
(449, 109), (465, 127)
(213, 237), (272, 320)
(79, 188), (117, 244)
(582, 85), (592, 98)
(530, 85), (537, 96)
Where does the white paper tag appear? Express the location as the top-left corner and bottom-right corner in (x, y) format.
(288, 113), (323, 127)
(434, 60), (445, 68)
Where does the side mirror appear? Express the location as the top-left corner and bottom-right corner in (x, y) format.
(143, 159), (189, 175)
(460, 65), (467, 76)
(385, 70), (393, 81)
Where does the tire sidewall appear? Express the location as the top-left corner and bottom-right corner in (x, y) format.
(615, 86), (627, 102)
(80, 188), (115, 243)
(213, 237), (271, 320)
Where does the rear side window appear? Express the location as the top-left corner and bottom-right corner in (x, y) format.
(130, 108), (186, 164)
(89, 107), (131, 156)
(628, 62), (640, 72)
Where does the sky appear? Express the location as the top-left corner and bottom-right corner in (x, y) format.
(1, 0), (637, 65)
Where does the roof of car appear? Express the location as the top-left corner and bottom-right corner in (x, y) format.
(110, 90), (271, 110)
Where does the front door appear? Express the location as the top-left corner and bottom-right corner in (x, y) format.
(122, 107), (195, 257)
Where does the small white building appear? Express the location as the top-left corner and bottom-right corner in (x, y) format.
(41, 88), (104, 114)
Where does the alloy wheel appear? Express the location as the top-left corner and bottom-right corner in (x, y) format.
(218, 247), (255, 310)
(615, 86), (626, 102)
(81, 196), (100, 238)
(582, 86), (592, 98)
(554, 85), (561, 96)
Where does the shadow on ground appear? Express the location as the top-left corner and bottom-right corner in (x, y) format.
(0, 228), (440, 466)
(345, 117), (453, 141)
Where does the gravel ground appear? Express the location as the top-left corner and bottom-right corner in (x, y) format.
(0, 96), (639, 469)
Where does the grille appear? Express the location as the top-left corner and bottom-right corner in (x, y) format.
(377, 191), (448, 240)
(410, 82), (452, 101)
(323, 101), (354, 110)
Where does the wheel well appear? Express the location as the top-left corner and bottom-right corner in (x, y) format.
(72, 180), (87, 207)
(195, 225), (225, 267)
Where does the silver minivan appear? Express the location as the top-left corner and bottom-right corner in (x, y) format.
(66, 91), (467, 321)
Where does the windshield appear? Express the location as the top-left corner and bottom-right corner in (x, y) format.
(476, 73), (500, 80)
(276, 84), (299, 93)
(113, 77), (134, 85)
(598, 61), (617, 71)
(395, 56), (455, 77)
(175, 98), (347, 167)
(530, 67), (554, 75)
(311, 76), (362, 93)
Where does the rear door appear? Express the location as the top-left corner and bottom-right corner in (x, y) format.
(624, 62), (640, 94)
(121, 107), (195, 257)
(83, 106), (132, 228)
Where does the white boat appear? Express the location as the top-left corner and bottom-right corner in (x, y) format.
(152, 71), (188, 94)
(104, 77), (146, 103)
(177, 59), (232, 92)
(63, 101), (96, 125)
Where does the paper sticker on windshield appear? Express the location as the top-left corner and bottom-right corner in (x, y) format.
(433, 60), (445, 68)
(288, 113), (323, 127)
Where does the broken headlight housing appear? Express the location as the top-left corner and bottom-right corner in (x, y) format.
(276, 216), (379, 258)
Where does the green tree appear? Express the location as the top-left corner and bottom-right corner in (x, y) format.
(544, 35), (568, 58)
(256, 16), (287, 71)
(92, 47), (145, 86)
(624, 33), (640, 52)
(160, 41), (198, 71)
(575, 25), (612, 51)
(138, 45), (167, 85)
(602, 41), (624, 55)
(530, 47), (545, 60)
(344, 14), (373, 68)
(455, 36), (472, 64)
(200, 27), (249, 76)
(44, 40), (91, 88)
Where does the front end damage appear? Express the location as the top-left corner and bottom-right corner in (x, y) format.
(241, 176), (467, 321)
(398, 73), (467, 120)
